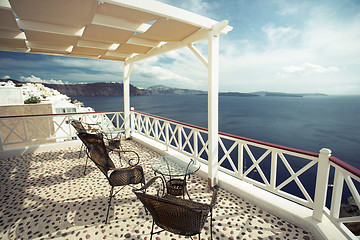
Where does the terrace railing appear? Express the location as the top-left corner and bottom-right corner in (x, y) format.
(0, 111), (125, 150)
(0, 110), (359, 239)
(131, 110), (360, 239)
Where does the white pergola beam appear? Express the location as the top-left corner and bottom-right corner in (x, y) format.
(127, 28), (209, 63)
(187, 44), (208, 68)
(127, 20), (229, 63)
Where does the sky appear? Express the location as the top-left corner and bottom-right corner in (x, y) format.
(0, 0), (359, 95)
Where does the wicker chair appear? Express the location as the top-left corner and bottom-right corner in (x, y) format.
(70, 119), (124, 174)
(133, 177), (219, 240)
(78, 132), (145, 223)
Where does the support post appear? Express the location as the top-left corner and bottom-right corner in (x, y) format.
(123, 62), (133, 139)
(208, 29), (219, 187)
(312, 148), (331, 221)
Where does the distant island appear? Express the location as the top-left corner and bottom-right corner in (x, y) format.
(0, 79), (327, 97)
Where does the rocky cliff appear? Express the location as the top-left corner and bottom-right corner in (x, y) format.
(44, 82), (148, 97)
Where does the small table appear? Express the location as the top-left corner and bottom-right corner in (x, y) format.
(151, 155), (200, 198)
(101, 129), (125, 149)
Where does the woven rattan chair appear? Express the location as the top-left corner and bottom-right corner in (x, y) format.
(70, 119), (101, 174)
(133, 177), (219, 240)
(78, 132), (145, 223)
(70, 119), (124, 174)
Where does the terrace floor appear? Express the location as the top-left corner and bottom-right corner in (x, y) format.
(0, 139), (315, 240)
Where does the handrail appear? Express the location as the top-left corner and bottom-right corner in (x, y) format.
(330, 156), (360, 178)
(131, 110), (359, 239)
(0, 110), (124, 119)
(133, 110), (209, 132)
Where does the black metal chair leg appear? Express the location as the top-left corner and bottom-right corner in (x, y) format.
(150, 220), (155, 240)
(79, 143), (84, 158)
(210, 209), (213, 240)
(105, 186), (114, 224)
(83, 156), (88, 175)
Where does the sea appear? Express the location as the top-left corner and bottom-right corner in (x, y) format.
(73, 94), (360, 170)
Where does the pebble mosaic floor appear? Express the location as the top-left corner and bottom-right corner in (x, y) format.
(0, 140), (315, 240)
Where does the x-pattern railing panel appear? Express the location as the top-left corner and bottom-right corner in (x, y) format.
(168, 123), (179, 149)
(27, 117), (50, 139)
(156, 119), (166, 143)
(275, 153), (316, 204)
(329, 163), (360, 229)
(180, 127), (194, 155)
(0, 111), (124, 147)
(0, 118), (25, 143)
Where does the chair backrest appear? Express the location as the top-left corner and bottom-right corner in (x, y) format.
(70, 119), (87, 133)
(134, 188), (218, 236)
(77, 133), (115, 176)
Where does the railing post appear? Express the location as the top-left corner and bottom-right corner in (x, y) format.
(313, 148), (331, 221)
(130, 107), (135, 136)
(270, 151), (278, 190)
(165, 121), (169, 151)
(178, 126), (182, 150)
(330, 168), (344, 219)
(155, 118), (158, 140)
(0, 131), (4, 151)
(194, 130), (198, 159)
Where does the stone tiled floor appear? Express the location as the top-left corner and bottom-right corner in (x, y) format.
(0, 140), (314, 240)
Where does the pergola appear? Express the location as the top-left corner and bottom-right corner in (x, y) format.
(0, 0), (232, 186)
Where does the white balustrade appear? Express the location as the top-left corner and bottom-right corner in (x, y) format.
(131, 110), (360, 239)
(1, 110), (359, 239)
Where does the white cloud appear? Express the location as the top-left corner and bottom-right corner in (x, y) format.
(280, 63), (340, 77)
(20, 75), (68, 84)
(52, 57), (122, 73)
(278, 7), (298, 16)
(262, 24), (300, 45)
(2, 75), (11, 79)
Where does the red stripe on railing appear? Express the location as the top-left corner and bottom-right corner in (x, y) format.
(133, 110), (209, 132)
(219, 131), (319, 158)
(0, 110), (124, 119)
(330, 156), (360, 178)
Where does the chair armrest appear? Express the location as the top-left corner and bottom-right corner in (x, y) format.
(107, 148), (140, 166)
(133, 176), (165, 196)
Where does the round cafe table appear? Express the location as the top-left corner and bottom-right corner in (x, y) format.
(151, 155), (200, 198)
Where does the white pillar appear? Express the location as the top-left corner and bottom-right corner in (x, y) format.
(312, 148), (331, 221)
(208, 29), (219, 187)
(123, 62), (133, 139)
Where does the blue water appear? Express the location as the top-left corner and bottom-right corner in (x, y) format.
(74, 94), (360, 169)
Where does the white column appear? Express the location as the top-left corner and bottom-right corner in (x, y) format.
(312, 148), (331, 221)
(123, 62), (133, 139)
(208, 29), (219, 187)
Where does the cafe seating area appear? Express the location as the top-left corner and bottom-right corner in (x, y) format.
(0, 139), (315, 239)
